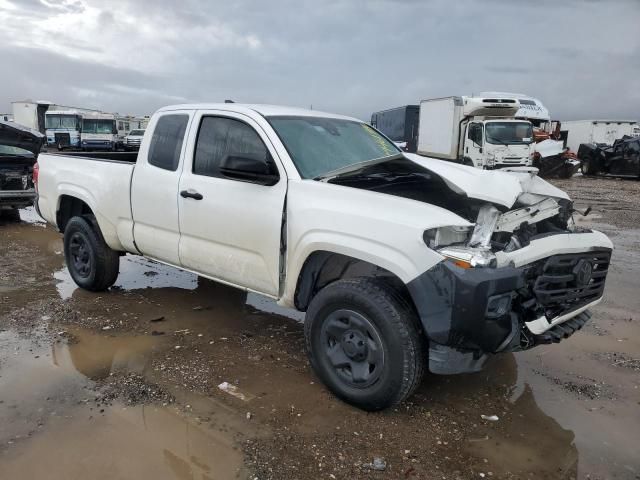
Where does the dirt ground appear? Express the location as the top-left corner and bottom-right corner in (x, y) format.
(1, 175), (639, 480)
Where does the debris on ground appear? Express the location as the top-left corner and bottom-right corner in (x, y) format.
(362, 457), (387, 471)
(218, 381), (253, 401)
(480, 415), (499, 422)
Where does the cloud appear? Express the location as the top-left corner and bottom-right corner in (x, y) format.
(1, 0), (639, 121)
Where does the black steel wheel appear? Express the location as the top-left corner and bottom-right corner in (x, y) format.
(305, 278), (426, 411)
(320, 309), (385, 388)
(63, 215), (120, 291)
(68, 231), (93, 278)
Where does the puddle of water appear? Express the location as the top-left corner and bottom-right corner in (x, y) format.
(54, 254), (304, 322)
(52, 326), (162, 380)
(0, 326), (248, 480)
(0, 402), (246, 480)
(54, 255), (198, 299)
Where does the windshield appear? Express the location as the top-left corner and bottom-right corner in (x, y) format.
(485, 122), (533, 145)
(0, 145), (33, 156)
(267, 116), (400, 179)
(83, 119), (115, 134)
(45, 115), (80, 129)
(129, 130), (145, 136)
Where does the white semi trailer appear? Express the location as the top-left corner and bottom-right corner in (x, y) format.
(561, 120), (640, 153)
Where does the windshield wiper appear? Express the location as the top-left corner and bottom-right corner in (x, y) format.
(487, 137), (510, 146)
(313, 153), (405, 181)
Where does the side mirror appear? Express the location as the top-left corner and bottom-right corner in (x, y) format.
(219, 154), (279, 186)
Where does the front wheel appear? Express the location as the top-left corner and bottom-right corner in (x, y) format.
(63, 215), (120, 291)
(305, 278), (426, 411)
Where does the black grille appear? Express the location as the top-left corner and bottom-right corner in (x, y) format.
(54, 132), (71, 146)
(532, 250), (610, 318)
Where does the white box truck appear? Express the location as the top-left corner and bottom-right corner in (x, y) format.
(417, 96), (535, 169)
(562, 120), (640, 153)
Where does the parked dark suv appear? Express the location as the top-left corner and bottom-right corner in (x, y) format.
(579, 136), (640, 177)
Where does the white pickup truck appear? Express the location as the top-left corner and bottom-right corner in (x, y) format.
(35, 104), (613, 410)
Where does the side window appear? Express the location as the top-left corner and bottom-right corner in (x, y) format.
(148, 114), (189, 171)
(468, 123), (483, 146)
(193, 116), (277, 181)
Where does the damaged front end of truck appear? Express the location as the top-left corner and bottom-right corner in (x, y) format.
(409, 159), (612, 374)
(326, 154), (613, 374)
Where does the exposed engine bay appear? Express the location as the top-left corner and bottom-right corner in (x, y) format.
(0, 161), (35, 192)
(327, 156), (575, 257)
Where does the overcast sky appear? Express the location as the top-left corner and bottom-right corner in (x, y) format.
(1, 0), (639, 121)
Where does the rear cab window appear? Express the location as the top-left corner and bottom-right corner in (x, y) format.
(148, 114), (189, 171)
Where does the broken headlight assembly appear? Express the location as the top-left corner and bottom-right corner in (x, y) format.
(423, 226), (471, 249)
(437, 245), (497, 269)
(424, 226), (497, 269)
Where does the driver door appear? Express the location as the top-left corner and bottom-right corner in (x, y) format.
(177, 110), (287, 296)
(465, 122), (484, 167)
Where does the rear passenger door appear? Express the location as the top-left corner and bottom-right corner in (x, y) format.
(131, 112), (191, 265)
(177, 111), (287, 296)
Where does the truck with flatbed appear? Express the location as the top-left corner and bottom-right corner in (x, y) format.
(35, 103), (613, 410)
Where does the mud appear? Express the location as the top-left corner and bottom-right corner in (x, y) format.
(1, 181), (640, 480)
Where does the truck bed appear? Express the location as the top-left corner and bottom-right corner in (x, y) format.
(36, 152), (136, 252)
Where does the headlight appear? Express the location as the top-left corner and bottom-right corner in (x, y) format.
(437, 245), (496, 269)
(423, 226), (471, 248)
(486, 153), (495, 166)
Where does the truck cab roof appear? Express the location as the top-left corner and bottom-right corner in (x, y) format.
(157, 103), (359, 121)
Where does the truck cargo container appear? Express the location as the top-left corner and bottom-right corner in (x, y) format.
(561, 120), (640, 153)
(370, 105), (419, 152)
(417, 96), (534, 169)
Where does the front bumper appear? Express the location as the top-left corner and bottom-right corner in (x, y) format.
(82, 140), (114, 150)
(407, 231), (613, 374)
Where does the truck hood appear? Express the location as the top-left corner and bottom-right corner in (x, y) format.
(405, 153), (569, 208)
(0, 121), (45, 157)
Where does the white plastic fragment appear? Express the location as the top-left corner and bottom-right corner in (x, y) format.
(218, 382), (253, 401)
(480, 414), (499, 422)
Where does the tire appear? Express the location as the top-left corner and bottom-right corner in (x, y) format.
(582, 157), (598, 176)
(63, 215), (120, 291)
(558, 165), (574, 179)
(0, 208), (20, 222)
(305, 278), (426, 411)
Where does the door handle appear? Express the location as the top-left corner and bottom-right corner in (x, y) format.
(180, 189), (203, 200)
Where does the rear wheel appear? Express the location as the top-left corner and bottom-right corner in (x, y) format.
(581, 157), (599, 176)
(558, 164), (575, 179)
(63, 215), (120, 291)
(305, 278), (425, 411)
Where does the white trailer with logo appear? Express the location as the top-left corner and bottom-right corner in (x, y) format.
(561, 120), (640, 153)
